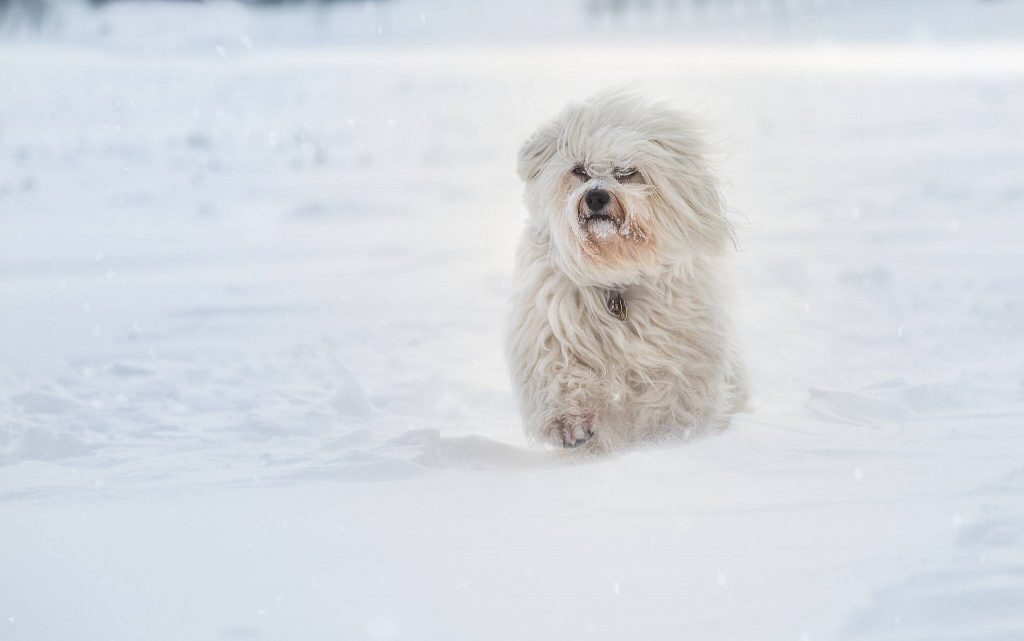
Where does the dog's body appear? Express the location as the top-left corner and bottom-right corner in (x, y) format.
(505, 90), (747, 449)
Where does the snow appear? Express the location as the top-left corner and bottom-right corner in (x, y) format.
(2, 2), (1024, 640)
(588, 217), (619, 240)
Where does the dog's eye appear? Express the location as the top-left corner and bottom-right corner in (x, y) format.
(615, 168), (639, 181)
(571, 165), (590, 180)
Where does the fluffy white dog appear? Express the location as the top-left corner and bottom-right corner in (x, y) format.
(505, 89), (748, 450)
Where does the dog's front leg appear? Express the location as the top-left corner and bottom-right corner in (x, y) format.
(539, 362), (601, 448)
(511, 335), (599, 448)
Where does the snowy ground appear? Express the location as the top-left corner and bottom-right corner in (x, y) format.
(2, 4), (1024, 640)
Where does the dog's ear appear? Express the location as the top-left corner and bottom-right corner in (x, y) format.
(652, 133), (735, 249)
(516, 121), (561, 183)
(682, 168), (734, 249)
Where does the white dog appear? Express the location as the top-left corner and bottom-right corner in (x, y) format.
(505, 89), (748, 449)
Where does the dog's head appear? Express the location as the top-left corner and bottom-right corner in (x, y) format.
(517, 89), (732, 286)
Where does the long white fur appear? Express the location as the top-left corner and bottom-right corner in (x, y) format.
(505, 89), (748, 450)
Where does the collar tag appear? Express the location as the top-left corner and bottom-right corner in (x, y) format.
(606, 290), (628, 322)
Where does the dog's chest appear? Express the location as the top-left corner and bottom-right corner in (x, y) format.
(585, 286), (699, 359)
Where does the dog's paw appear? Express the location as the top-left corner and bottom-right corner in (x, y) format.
(546, 414), (595, 449)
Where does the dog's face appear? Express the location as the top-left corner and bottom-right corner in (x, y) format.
(517, 90), (731, 286)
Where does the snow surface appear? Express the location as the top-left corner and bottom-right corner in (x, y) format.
(2, 2), (1024, 640)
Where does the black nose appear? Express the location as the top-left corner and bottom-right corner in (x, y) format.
(585, 189), (611, 211)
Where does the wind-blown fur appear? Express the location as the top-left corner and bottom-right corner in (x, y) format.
(505, 89), (748, 449)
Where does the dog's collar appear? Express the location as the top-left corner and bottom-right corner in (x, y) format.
(605, 289), (628, 322)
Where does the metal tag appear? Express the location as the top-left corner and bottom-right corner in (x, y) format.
(606, 290), (628, 322)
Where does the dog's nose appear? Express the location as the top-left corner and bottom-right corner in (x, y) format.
(585, 189), (611, 211)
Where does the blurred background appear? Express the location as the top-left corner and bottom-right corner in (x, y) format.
(2, 3), (1024, 641)
(3, 0), (1024, 47)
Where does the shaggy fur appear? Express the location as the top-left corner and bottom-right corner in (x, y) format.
(505, 89), (748, 450)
